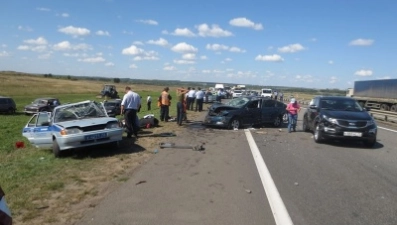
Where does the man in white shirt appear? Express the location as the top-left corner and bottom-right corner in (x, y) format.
(120, 86), (141, 139)
(147, 95), (152, 111)
(194, 87), (205, 112)
(187, 87), (196, 111)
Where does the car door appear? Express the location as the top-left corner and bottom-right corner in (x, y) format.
(306, 97), (320, 130)
(261, 99), (277, 122)
(22, 112), (52, 147)
(241, 100), (262, 125)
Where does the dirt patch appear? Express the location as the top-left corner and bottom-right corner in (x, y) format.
(24, 110), (205, 225)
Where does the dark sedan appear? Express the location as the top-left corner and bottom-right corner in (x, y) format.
(203, 96), (287, 129)
(24, 97), (60, 115)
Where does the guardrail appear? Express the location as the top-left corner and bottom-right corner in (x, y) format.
(368, 109), (397, 123)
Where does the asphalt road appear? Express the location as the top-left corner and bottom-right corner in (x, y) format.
(77, 110), (397, 225)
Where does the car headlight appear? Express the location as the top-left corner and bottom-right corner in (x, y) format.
(367, 119), (375, 126)
(60, 128), (83, 135)
(106, 121), (120, 129)
(322, 115), (337, 124)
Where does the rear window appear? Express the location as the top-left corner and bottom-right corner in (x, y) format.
(262, 89), (272, 94)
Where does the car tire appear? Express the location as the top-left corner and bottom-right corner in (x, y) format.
(229, 118), (240, 130)
(302, 117), (310, 132)
(313, 124), (324, 143)
(363, 138), (376, 148)
(7, 107), (15, 114)
(53, 140), (62, 158)
(273, 116), (282, 127)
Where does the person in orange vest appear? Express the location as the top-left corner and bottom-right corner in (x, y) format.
(158, 87), (172, 122)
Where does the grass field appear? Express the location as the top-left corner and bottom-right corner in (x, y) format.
(0, 72), (316, 224)
(0, 73), (185, 224)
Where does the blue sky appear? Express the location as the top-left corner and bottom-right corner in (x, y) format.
(1, 0), (396, 89)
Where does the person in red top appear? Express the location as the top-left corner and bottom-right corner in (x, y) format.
(286, 98), (301, 133)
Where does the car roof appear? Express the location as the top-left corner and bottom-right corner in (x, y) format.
(316, 96), (353, 100)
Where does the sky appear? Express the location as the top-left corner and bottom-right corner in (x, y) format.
(1, 0), (396, 89)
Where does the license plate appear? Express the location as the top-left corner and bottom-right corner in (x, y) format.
(84, 133), (107, 140)
(343, 132), (362, 137)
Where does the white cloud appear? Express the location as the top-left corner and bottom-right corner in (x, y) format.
(225, 58), (232, 61)
(17, 45), (47, 52)
(58, 26), (90, 37)
(255, 54), (284, 62)
(229, 17), (263, 30)
(171, 42), (198, 53)
(328, 60), (334, 64)
(18, 25), (33, 32)
(122, 30), (133, 35)
(164, 66), (177, 71)
(24, 37), (47, 45)
(129, 64), (138, 69)
(355, 69), (373, 76)
(0, 51), (9, 57)
(78, 57), (105, 63)
(182, 53), (196, 60)
(1, 44), (7, 48)
(96, 30), (110, 36)
(278, 43), (305, 53)
(133, 55), (159, 61)
(196, 24), (233, 37)
(38, 53), (51, 59)
(147, 38), (169, 47)
(61, 13), (69, 18)
(200, 55), (208, 60)
(136, 19), (158, 25)
(173, 59), (195, 64)
(329, 76), (338, 84)
(349, 39), (374, 46)
(171, 28), (196, 37)
(296, 74), (316, 83)
(105, 62), (114, 67)
(122, 45), (145, 55)
(52, 41), (91, 51)
(229, 47), (246, 53)
(310, 38), (317, 42)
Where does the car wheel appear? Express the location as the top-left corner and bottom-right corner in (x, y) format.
(52, 140), (62, 158)
(302, 117), (310, 132)
(314, 124), (324, 143)
(273, 116), (282, 127)
(7, 107), (15, 114)
(390, 105), (397, 112)
(363, 138), (376, 148)
(229, 118), (240, 130)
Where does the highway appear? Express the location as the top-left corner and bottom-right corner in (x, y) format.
(77, 112), (397, 225)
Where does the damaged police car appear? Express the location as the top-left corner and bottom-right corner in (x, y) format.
(203, 96), (287, 129)
(22, 100), (123, 157)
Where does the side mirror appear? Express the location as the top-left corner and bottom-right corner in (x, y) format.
(364, 107), (370, 111)
(309, 105), (317, 109)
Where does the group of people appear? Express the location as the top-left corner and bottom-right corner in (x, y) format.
(120, 85), (301, 138)
(272, 90), (284, 101)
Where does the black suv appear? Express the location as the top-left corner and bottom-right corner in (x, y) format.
(0, 96), (17, 114)
(302, 96), (377, 147)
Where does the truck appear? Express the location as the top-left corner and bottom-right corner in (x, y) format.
(261, 88), (273, 98)
(347, 79), (397, 112)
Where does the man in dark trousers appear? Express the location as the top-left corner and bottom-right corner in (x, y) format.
(147, 95), (152, 111)
(159, 87), (172, 122)
(120, 86), (141, 139)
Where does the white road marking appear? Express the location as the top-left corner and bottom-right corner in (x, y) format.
(378, 126), (397, 133)
(244, 129), (294, 225)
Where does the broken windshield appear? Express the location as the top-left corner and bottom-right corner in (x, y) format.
(226, 97), (250, 107)
(53, 101), (107, 122)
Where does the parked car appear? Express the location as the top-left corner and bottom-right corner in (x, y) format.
(204, 92), (216, 103)
(22, 100), (123, 157)
(24, 97), (60, 115)
(0, 96), (16, 114)
(203, 96), (287, 129)
(104, 99), (122, 117)
(302, 96), (377, 147)
(232, 90), (243, 98)
(0, 185), (12, 225)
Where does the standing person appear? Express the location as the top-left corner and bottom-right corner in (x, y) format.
(176, 88), (188, 126)
(195, 87), (204, 112)
(159, 87), (172, 122)
(120, 86), (141, 139)
(147, 95), (152, 111)
(286, 98), (301, 133)
(216, 89), (222, 102)
(187, 87), (196, 111)
(274, 90), (278, 101)
(279, 92), (284, 102)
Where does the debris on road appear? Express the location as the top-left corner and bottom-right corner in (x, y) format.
(135, 180), (147, 185)
(159, 142), (205, 151)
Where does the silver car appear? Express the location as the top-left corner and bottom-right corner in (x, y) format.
(22, 100), (123, 157)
